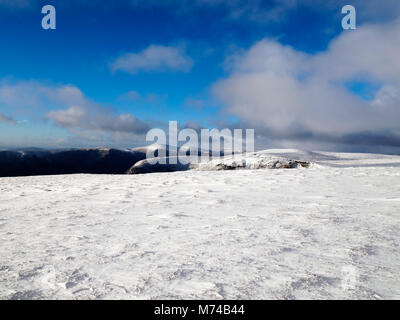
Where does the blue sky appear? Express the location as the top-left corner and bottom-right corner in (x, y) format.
(0, 0), (399, 152)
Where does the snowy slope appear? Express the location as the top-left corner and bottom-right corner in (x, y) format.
(0, 150), (400, 299)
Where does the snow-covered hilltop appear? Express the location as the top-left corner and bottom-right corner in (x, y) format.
(0, 149), (399, 299)
(194, 150), (311, 171)
(127, 148), (400, 173)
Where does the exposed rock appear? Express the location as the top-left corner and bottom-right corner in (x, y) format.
(127, 158), (190, 174)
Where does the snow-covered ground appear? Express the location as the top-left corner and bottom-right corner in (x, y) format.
(0, 149), (400, 300)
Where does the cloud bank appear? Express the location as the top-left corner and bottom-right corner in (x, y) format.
(0, 81), (151, 147)
(213, 20), (400, 150)
(47, 106), (149, 135)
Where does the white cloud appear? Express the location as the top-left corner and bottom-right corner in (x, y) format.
(119, 90), (141, 101)
(47, 105), (149, 134)
(111, 45), (193, 74)
(0, 80), (86, 111)
(118, 90), (167, 104)
(213, 20), (400, 148)
(312, 22), (400, 83)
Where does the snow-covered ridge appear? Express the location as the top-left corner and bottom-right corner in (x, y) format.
(126, 151), (311, 174)
(128, 148), (400, 174)
(1, 145), (399, 177)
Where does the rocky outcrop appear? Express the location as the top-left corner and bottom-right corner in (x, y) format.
(127, 158), (190, 174)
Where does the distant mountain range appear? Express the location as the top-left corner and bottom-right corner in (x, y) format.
(0, 148), (148, 177)
(0, 145), (220, 177)
(0, 144), (261, 177)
